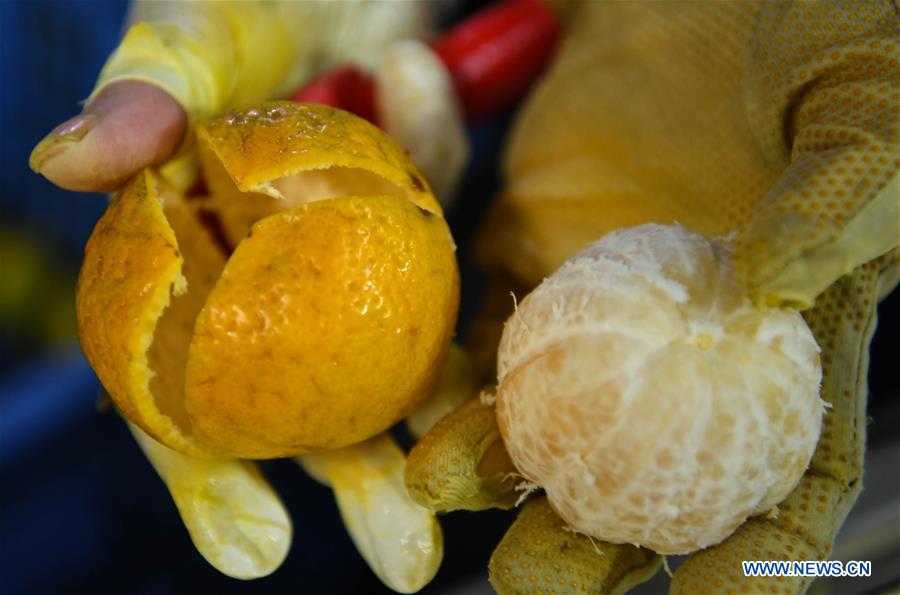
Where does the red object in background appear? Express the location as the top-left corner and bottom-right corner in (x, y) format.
(289, 0), (561, 125)
(432, 0), (560, 123)
(290, 66), (378, 125)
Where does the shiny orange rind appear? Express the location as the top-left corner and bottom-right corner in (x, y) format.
(77, 102), (460, 458)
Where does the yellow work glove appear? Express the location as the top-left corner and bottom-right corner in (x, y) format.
(476, 0), (898, 306)
(68, 3), (473, 587)
(88, 0), (468, 201)
(408, 1), (899, 593)
(85, 108), (460, 590)
(31, 0), (472, 197)
(94, 1), (435, 124)
(88, 0), (432, 191)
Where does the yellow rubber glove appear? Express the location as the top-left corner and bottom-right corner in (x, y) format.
(127, 421), (292, 579)
(29, 1), (436, 193)
(86, 0), (470, 202)
(297, 433), (444, 594)
(68, 5), (461, 585)
(409, 1), (899, 593)
(93, 1), (429, 125)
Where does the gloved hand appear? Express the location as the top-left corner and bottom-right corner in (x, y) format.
(30, 1), (473, 590)
(28, 0), (566, 202)
(28, 1), (445, 194)
(80, 113), (462, 589)
(407, 1), (899, 593)
(29, 0), (570, 586)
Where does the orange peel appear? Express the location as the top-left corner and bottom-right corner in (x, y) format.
(77, 102), (459, 458)
(197, 103), (440, 248)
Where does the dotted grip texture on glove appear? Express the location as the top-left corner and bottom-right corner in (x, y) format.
(476, 0), (898, 308)
(429, 1), (899, 594)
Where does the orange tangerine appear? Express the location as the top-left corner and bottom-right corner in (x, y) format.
(77, 103), (459, 458)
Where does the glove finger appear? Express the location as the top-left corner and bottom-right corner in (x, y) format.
(405, 394), (519, 512)
(375, 39), (470, 205)
(297, 433), (443, 594)
(671, 251), (898, 594)
(489, 496), (661, 595)
(128, 421), (291, 580)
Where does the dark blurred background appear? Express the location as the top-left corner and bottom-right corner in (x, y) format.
(0, 2), (896, 595)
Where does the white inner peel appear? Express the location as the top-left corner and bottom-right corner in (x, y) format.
(497, 224), (824, 554)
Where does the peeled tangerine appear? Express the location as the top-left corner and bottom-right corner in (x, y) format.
(496, 224), (824, 554)
(77, 102), (459, 459)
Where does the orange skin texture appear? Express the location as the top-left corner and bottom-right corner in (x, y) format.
(186, 195), (459, 458)
(76, 169), (174, 421)
(76, 103), (460, 458)
(198, 103), (441, 215)
(76, 170), (204, 455)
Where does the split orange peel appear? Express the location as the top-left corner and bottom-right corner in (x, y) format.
(196, 103), (441, 248)
(77, 102), (460, 459)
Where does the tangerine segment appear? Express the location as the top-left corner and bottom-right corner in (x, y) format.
(77, 170), (224, 456)
(184, 194), (459, 458)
